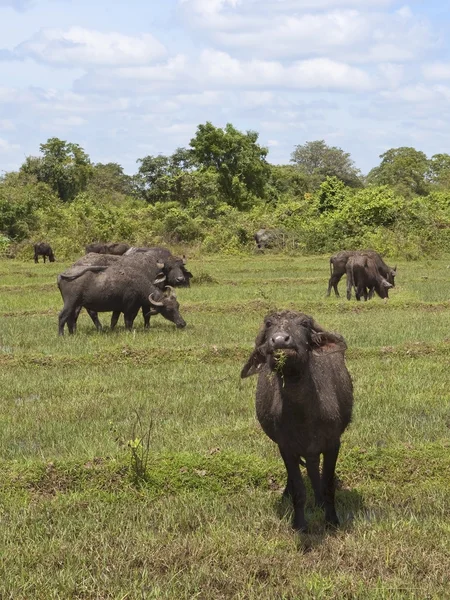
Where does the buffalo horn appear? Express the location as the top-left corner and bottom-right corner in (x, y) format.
(164, 285), (176, 297)
(156, 261), (164, 269)
(149, 293), (164, 306)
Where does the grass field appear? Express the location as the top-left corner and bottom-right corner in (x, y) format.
(0, 254), (449, 599)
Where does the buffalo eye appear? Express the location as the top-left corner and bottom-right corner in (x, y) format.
(265, 320), (272, 328)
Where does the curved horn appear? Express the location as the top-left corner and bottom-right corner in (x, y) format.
(153, 273), (166, 285)
(156, 261), (164, 269)
(149, 293), (164, 306)
(164, 285), (176, 297)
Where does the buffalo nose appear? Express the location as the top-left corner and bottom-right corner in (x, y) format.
(176, 276), (185, 283)
(271, 333), (291, 348)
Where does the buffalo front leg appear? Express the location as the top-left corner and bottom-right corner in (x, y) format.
(124, 308), (139, 331)
(279, 447), (307, 532)
(322, 443), (340, 527)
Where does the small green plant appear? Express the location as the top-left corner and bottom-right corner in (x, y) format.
(110, 411), (153, 486)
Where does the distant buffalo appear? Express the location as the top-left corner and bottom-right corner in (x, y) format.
(34, 242), (55, 263)
(346, 254), (392, 301)
(85, 242), (130, 256)
(254, 229), (285, 251)
(327, 250), (396, 297)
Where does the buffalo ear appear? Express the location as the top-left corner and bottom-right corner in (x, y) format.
(241, 348), (266, 378)
(311, 326), (347, 356)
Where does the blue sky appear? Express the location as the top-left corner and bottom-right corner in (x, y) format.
(1, 0), (450, 175)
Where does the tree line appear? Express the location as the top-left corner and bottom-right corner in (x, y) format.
(1, 122), (450, 259)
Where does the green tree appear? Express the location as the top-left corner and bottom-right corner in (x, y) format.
(290, 140), (362, 189)
(427, 153), (450, 188)
(20, 137), (93, 202)
(87, 162), (133, 197)
(189, 122), (270, 208)
(367, 147), (429, 196)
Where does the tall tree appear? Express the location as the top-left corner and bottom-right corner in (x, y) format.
(87, 162), (133, 196)
(189, 122), (269, 208)
(290, 140), (362, 188)
(20, 137), (93, 202)
(367, 147), (429, 196)
(427, 153), (450, 188)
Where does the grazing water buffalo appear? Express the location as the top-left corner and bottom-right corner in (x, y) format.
(327, 250), (396, 297)
(34, 242), (55, 263)
(241, 311), (353, 532)
(85, 242), (130, 255)
(346, 254), (392, 301)
(57, 263), (186, 335)
(63, 252), (171, 330)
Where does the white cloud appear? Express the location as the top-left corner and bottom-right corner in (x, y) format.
(0, 137), (19, 152)
(423, 63), (450, 81)
(14, 27), (166, 67)
(0, 118), (15, 130)
(179, 1), (435, 63)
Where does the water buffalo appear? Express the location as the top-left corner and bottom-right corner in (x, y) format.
(327, 250), (396, 297)
(34, 242), (55, 263)
(254, 229), (285, 251)
(124, 246), (193, 287)
(57, 263), (186, 335)
(62, 253), (170, 330)
(85, 242), (130, 255)
(241, 311), (353, 532)
(346, 254), (392, 301)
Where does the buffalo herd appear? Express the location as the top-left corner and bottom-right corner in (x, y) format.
(29, 237), (399, 531)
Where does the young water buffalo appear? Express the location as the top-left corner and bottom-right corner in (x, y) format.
(34, 242), (55, 263)
(241, 311), (353, 532)
(346, 254), (392, 301)
(327, 250), (396, 297)
(57, 263), (186, 335)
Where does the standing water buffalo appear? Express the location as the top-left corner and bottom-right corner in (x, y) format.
(34, 242), (55, 263)
(327, 250), (396, 297)
(241, 311), (353, 532)
(57, 262), (186, 335)
(346, 254), (392, 301)
(85, 242), (130, 255)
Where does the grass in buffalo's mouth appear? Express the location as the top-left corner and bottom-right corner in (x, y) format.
(0, 255), (449, 599)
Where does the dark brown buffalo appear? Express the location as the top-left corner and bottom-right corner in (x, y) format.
(85, 242), (130, 255)
(327, 250), (396, 297)
(57, 261), (186, 335)
(346, 254), (392, 301)
(241, 311), (353, 532)
(34, 242), (55, 263)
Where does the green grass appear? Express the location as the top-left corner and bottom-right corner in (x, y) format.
(0, 255), (449, 599)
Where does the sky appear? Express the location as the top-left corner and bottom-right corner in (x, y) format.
(0, 0), (450, 175)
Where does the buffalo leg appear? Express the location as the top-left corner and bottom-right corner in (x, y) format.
(34, 253), (39, 264)
(279, 447), (307, 532)
(110, 312), (121, 330)
(142, 305), (151, 329)
(59, 304), (77, 335)
(124, 308), (139, 331)
(85, 309), (103, 331)
(327, 273), (342, 297)
(322, 443), (340, 527)
(346, 276), (353, 301)
(306, 454), (324, 507)
(43, 255), (46, 263)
